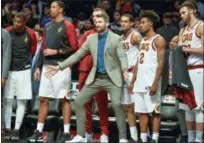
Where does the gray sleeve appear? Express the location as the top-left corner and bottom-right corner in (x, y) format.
(116, 37), (128, 70)
(2, 29), (12, 78)
(58, 37), (90, 70)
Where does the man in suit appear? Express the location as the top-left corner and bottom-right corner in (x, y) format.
(161, 36), (188, 143)
(45, 13), (128, 143)
(78, 8), (109, 142)
(1, 28), (12, 89)
(1, 28), (12, 132)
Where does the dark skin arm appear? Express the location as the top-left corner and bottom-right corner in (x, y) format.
(128, 61), (138, 94)
(149, 36), (166, 96)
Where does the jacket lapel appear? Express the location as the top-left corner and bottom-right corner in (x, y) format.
(92, 34), (98, 65)
(104, 32), (111, 53)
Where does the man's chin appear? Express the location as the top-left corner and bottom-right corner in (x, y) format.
(96, 29), (102, 32)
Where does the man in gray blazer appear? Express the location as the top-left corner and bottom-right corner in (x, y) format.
(45, 13), (128, 142)
(1, 28), (12, 132)
(1, 28), (12, 88)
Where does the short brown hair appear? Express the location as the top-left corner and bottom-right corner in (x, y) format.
(139, 10), (160, 29)
(99, 13), (110, 23)
(53, 0), (65, 14)
(93, 8), (110, 23)
(93, 8), (108, 16)
(180, 0), (197, 10)
(15, 12), (27, 21)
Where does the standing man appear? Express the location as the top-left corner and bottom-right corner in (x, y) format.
(78, 8), (109, 142)
(4, 12), (37, 141)
(120, 14), (142, 142)
(28, 1), (78, 142)
(1, 28), (12, 133)
(129, 10), (166, 143)
(45, 14), (128, 143)
(178, 1), (204, 143)
(161, 36), (188, 143)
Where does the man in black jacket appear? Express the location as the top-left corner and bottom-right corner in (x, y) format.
(161, 36), (188, 143)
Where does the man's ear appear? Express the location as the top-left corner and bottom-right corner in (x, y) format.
(60, 8), (63, 13)
(189, 9), (195, 15)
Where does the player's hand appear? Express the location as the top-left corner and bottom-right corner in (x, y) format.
(123, 70), (128, 81)
(149, 82), (158, 96)
(43, 49), (57, 56)
(128, 82), (134, 94)
(182, 45), (190, 53)
(34, 68), (41, 81)
(65, 89), (71, 100)
(44, 66), (60, 78)
(1, 77), (6, 88)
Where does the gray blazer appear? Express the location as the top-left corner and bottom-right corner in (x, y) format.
(1, 28), (12, 78)
(59, 31), (128, 87)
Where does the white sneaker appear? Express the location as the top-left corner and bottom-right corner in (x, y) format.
(85, 132), (93, 142)
(119, 138), (128, 143)
(65, 135), (87, 143)
(100, 134), (108, 142)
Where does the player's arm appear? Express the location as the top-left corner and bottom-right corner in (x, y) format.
(44, 22), (78, 56)
(183, 23), (204, 55)
(152, 36), (166, 87)
(128, 61), (138, 93)
(58, 22), (78, 54)
(130, 61), (138, 84)
(130, 31), (142, 46)
(178, 28), (185, 46)
(58, 37), (90, 70)
(116, 37), (128, 71)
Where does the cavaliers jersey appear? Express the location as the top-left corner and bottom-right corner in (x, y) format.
(133, 34), (160, 92)
(122, 31), (140, 69)
(6, 26), (37, 71)
(181, 20), (203, 66)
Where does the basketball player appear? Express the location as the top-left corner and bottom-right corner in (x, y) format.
(27, 1), (78, 142)
(178, 1), (204, 142)
(120, 14), (142, 142)
(129, 10), (166, 143)
(4, 12), (37, 141)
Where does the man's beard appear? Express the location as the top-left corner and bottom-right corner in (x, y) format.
(122, 28), (131, 33)
(96, 26), (106, 33)
(183, 14), (191, 23)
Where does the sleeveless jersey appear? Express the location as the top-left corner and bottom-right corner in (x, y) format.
(181, 21), (203, 66)
(122, 31), (140, 69)
(133, 34), (160, 92)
